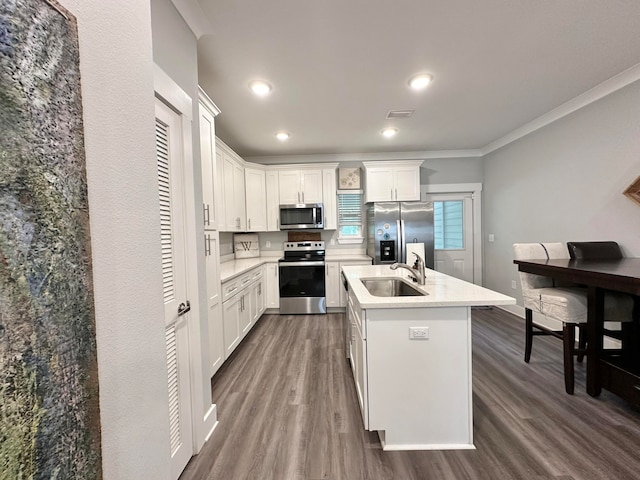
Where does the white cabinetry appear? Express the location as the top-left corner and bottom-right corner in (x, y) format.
(362, 161), (423, 203)
(217, 139), (246, 231)
(265, 262), (280, 308)
(221, 265), (266, 358)
(265, 171), (280, 231)
(348, 291), (368, 428)
(199, 91), (224, 377)
(244, 167), (267, 232)
(278, 169), (323, 204)
(325, 261), (341, 308)
(322, 168), (337, 230)
(326, 259), (373, 309)
(199, 91), (220, 230)
(204, 232), (224, 376)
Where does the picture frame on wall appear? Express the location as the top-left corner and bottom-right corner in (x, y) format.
(623, 175), (640, 207)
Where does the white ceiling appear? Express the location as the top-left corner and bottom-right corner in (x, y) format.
(190, 0), (640, 158)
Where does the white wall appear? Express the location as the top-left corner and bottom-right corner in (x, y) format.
(60, 1), (171, 479)
(483, 80), (640, 304)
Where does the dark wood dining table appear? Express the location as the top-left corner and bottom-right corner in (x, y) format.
(513, 257), (640, 401)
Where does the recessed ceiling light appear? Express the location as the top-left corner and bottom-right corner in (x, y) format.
(409, 73), (433, 90)
(249, 80), (272, 96)
(275, 131), (290, 141)
(381, 127), (398, 138)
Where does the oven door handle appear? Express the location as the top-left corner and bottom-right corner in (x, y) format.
(279, 261), (325, 267)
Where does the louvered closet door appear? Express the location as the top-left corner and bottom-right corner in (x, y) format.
(155, 98), (193, 480)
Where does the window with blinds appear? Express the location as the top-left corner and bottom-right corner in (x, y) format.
(337, 190), (364, 242)
(434, 200), (464, 249)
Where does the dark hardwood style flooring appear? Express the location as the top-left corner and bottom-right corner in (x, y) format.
(180, 308), (640, 480)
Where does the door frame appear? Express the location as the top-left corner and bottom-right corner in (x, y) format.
(154, 65), (216, 458)
(422, 183), (483, 286)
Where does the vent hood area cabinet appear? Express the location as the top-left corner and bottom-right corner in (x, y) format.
(278, 168), (323, 205)
(362, 161), (423, 203)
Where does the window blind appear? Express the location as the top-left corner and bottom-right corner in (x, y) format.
(337, 192), (362, 225)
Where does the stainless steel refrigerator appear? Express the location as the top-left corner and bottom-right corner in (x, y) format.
(366, 202), (435, 268)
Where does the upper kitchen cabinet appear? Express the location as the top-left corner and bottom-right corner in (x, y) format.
(278, 168), (323, 205)
(216, 138), (246, 231)
(322, 167), (337, 230)
(265, 170), (280, 231)
(362, 161), (423, 203)
(244, 166), (267, 232)
(199, 89), (221, 231)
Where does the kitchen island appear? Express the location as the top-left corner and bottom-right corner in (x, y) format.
(342, 265), (515, 451)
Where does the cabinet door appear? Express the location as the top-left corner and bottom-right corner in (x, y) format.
(205, 232), (221, 306)
(300, 169), (323, 204)
(393, 166), (421, 201)
(222, 295), (241, 356)
(245, 168), (267, 231)
(200, 104), (217, 230)
(233, 161), (246, 231)
(222, 153), (237, 231)
(239, 291), (251, 337)
(265, 263), (280, 308)
(365, 167), (394, 203)
(215, 149), (227, 229)
(278, 170), (301, 204)
(208, 303), (224, 376)
(325, 261), (340, 308)
(322, 168), (337, 230)
(265, 170), (280, 231)
(258, 279), (266, 315)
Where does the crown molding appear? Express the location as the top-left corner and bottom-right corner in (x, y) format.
(481, 61), (640, 155)
(245, 149), (482, 165)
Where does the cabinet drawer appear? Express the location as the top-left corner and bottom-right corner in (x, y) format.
(250, 267), (264, 282)
(222, 278), (241, 302)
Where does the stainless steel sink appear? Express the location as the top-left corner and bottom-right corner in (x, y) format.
(361, 278), (427, 297)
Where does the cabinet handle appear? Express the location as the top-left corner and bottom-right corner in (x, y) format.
(203, 204), (210, 226)
(391, 188), (393, 200)
(204, 234), (211, 256)
(248, 218), (251, 230)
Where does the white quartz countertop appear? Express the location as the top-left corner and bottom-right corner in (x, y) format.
(325, 254), (372, 262)
(220, 257), (278, 283)
(342, 265), (516, 309)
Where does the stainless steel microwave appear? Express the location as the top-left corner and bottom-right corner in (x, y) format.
(279, 203), (324, 230)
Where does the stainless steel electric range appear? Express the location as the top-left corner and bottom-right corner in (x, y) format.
(278, 241), (326, 314)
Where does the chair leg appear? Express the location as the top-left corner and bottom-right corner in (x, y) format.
(563, 323), (575, 395)
(577, 324), (587, 363)
(524, 308), (533, 363)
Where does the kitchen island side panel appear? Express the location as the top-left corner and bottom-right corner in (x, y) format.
(366, 306), (473, 449)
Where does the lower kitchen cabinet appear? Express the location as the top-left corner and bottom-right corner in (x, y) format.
(221, 264), (267, 359)
(348, 291), (368, 428)
(325, 261), (341, 308)
(327, 258), (373, 309)
(265, 262), (279, 308)
(222, 293), (241, 356)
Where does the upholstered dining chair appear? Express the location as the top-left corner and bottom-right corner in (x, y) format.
(513, 243), (589, 394)
(566, 241), (636, 356)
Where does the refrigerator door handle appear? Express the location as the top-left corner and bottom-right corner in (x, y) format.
(400, 219), (407, 263)
(398, 219), (404, 263)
